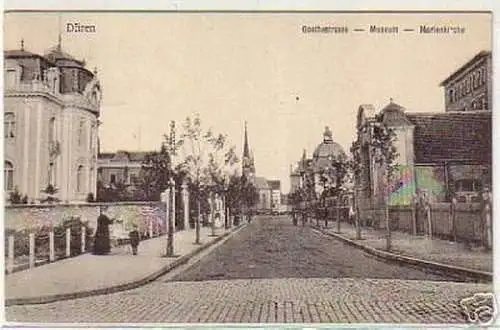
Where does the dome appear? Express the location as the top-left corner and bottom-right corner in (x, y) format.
(312, 141), (346, 160)
(44, 45), (85, 67)
(312, 127), (347, 169)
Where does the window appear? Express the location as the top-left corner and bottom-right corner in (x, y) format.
(5, 69), (17, 89)
(4, 113), (15, 139)
(76, 165), (84, 192)
(110, 174), (116, 184)
(448, 89), (455, 103)
(130, 174), (138, 185)
(89, 124), (94, 150)
(4, 161), (14, 191)
(77, 120), (85, 147)
(48, 117), (56, 142)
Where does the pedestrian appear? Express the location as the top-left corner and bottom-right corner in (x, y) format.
(93, 206), (114, 255)
(129, 224), (140, 255)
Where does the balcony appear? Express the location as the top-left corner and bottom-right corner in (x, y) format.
(5, 81), (57, 95)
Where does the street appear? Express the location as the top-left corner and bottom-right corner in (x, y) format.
(172, 216), (451, 281)
(6, 216), (491, 323)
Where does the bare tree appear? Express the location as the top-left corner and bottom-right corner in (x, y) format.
(177, 114), (237, 244)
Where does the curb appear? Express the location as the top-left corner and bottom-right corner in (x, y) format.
(5, 223), (247, 307)
(312, 226), (492, 283)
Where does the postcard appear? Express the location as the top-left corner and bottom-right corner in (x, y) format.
(2, 10), (495, 326)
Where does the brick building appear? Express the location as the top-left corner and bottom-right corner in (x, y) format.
(441, 50), (492, 112)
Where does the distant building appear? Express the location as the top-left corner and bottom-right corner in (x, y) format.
(97, 150), (151, 188)
(241, 122), (256, 184)
(255, 177), (271, 210)
(441, 50), (492, 112)
(289, 127), (347, 199)
(267, 180), (281, 212)
(4, 40), (101, 203)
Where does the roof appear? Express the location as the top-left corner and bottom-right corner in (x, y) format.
(267, 180), (281, 190)
(255, 177), (270, 190)
(380, 101), (413, 126)
(406, 110), (491, 164)
(440, 50), (492, 86)
(44, 45), (85, 67)
(5, 49), (42, 58)
(98, 150), (155, 162)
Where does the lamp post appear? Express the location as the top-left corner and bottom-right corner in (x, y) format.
(195, 180), (202, 244)
(165, 177), (175, 257)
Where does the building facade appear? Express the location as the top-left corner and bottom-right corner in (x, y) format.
(267, 180), (281, 212)
(4, 41), (101, 203)
(289, 128), (347, 200)
(255, 177), (271, 210)
(354, 101), (492, 224)
(441, 50), (492, 112)
(97, 151), (151, 188)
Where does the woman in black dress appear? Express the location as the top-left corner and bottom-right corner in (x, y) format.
(93, 206), (114, 255)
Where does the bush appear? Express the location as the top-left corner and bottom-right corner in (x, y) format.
(4, 217), (94, 260)
(86, 193), (96, 203)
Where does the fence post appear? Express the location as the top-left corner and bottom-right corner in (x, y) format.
(7, 235), (14, 274)
(336, 199), (341, 233)
(426, 203), (432, 239)
(66, 228), (71, 257)
(148, 219), (153, 239)
(29, 233), (35, 269)
(411, 196), (417, 236)
(81, 226), (86, 253)
(49, 230), (55, 262)
(450, 198), (457, 242)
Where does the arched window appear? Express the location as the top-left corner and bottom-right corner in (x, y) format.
(4, 161), (14, 191)
(4, 113), (15, 139)
(48, 117), (56, 142)
(76, 165), (84, 192)
(77, 120), (85, 146)
(448, 89), (455, 103)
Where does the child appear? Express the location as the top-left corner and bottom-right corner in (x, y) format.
(129, 225), (140, 255)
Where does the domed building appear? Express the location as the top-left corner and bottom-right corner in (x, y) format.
(4, 40), (102, 203)
(289, 127), (347, 200)
(310, 126), (347, 198)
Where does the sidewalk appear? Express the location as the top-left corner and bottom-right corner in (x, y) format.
(315, 221), (492, 275)
(5, 225), (244, 306)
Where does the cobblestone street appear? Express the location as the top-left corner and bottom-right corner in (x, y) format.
(172, 216), (456, 281)
(5, 216), (492, 324)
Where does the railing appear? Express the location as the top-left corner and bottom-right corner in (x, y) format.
(5, 81), (56, 94)
(5, 226), (89, 274)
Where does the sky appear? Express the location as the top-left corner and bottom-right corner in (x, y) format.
(4, 12), (492, 192)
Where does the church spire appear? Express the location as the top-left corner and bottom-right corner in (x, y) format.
(57, 13), (62, 51)
(243, 121), (250, 159)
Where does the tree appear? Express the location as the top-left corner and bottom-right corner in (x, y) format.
(39, 184), (60, 204)
(136, 143), (173, 201)
(349, 140), (363, 239)
(371, 113), (399, 251)
(177, 114), (236, 243)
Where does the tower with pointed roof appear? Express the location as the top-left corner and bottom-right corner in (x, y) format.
(242, 122), (255, 182)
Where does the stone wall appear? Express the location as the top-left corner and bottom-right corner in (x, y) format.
(4, 202), (166, 238)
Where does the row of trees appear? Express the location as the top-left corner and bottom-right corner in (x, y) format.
(290, 113), (399, 250)
(96, 115), (259, 228)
